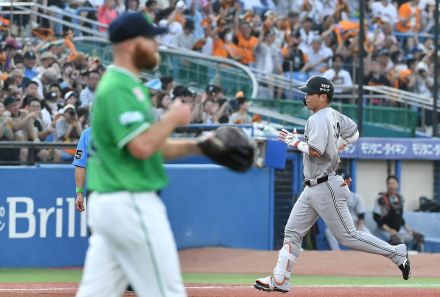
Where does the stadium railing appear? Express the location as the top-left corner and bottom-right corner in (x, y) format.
(250, 98), (417, 137)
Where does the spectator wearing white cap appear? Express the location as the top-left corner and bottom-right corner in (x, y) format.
(409, 61), (433, 97)
(64, 90), (80, 107)
(56, 104), (82, 141)
(55, 104), (82, 161)
(36, 52), (57, 74)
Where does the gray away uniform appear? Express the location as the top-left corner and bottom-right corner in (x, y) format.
(284, 107), (406, 262)
(325, 192), (371, 250)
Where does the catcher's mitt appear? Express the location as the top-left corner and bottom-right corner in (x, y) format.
(390, 234), (402, 245)
(198, 126), (255, 172)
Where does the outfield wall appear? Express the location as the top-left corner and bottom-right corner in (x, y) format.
(0, 165), (274, 267)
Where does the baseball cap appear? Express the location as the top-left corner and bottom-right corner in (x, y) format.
(298, 76), (334, 98)
(3, 95), (20, 107)
(62, 104), (76, 114)
(40, 51), (56, 60)
(108, 12), (168, 43)
(206, 84), (222, 95)
(24, 51), (36, 59)
(46, 91), (58, 101)
(144, 79), (162, 91)
(4, 38), (20, 50)
(42, 68), (58, 82)
(64, 90), (77, 101)
(160, 76), (173, 85)
(378, 49), (390, 57)
(173, 85), (196, 98)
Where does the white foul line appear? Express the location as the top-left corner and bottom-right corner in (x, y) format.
(0, 288), (74, 291)
(1, 284), (440, 292)
(185, 284), (440, 289)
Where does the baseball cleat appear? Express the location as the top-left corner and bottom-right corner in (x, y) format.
(254, 276), (290, 293)
(397, 244), (411, 280)
(399, 257), (411, 280)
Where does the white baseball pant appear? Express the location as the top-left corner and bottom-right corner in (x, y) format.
(76, 191), (186, 297)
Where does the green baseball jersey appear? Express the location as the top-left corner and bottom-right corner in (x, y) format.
(87, 65), (167, 192)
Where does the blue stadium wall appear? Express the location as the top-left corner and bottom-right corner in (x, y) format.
(0, 165), (274, 267)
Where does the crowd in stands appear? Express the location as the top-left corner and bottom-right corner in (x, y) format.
(0, 28), (254, 164)
(0, 31), (105, 164)
(7, 0), (438, 101)
(0, 0), (438, 164)
(147, 76), (255, 125)
(41, 0), (434, 101)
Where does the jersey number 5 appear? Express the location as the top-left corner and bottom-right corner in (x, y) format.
(75, 150), (83, 160)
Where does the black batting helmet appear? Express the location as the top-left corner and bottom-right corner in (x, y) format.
(299, 76), (334, 103)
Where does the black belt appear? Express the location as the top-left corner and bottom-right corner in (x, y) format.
(305, 175), (328, 187)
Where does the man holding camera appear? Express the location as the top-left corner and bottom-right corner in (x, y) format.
(55, 104), (83, 160)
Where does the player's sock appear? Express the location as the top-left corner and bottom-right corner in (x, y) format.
(273, 242), (296, 285)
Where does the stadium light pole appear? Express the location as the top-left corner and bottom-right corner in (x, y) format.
(357, 0), (365, 135)
(433, 0), (439, 137)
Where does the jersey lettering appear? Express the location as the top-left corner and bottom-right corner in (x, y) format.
(333, 121), (341, 145)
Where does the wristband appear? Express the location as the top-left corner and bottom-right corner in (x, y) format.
(75, 187), (84, 194)
(296, 141), (310, 155)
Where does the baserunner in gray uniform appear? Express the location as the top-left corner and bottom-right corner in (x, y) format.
(254, 76), (411, 293)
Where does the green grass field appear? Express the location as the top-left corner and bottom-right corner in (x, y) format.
(0, 269), (439, 288)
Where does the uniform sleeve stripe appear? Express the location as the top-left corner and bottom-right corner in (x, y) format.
(308, 144), (323, 156)
(117, 122), (151, 149)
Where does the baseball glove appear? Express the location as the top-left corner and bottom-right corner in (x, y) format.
(198, 126), (255, 172)
(390, 234), (402, 245)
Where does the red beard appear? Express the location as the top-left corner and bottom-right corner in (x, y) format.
(132, 43), (158, 70)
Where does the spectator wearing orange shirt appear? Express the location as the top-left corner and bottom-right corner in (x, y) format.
(212, 28), (242, 61)
(396, 0), (421, 32)
(234, 22), (258, 66)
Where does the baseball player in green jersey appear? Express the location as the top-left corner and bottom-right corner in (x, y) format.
(254, 76), (411, 293)
(75, 13), (202, 297)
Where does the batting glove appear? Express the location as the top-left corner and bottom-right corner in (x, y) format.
(337, 137), (348, 152)
(278, 129), (299, 147)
